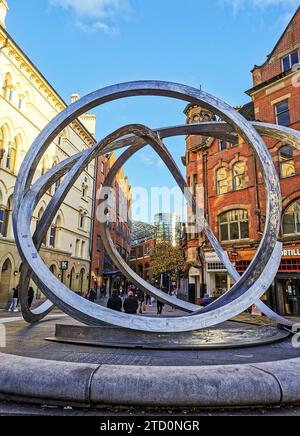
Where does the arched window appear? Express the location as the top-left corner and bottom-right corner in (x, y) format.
(49, 216), (61, 248)
(218, 210), (249, 242)
(0, 127), (5, 163)
(41, 157), (49, 176)
(79, 210), (87, 230)
(49, 226), (56, 248)
(233, 162), (246, 191)
(0, 193), (8, 237)
(279, 146), (295, 179)
(216, 167), (228, 195)
(2, 73), (13, 100)
(282, 200), (300, 235)
(6, 141), (16, 173)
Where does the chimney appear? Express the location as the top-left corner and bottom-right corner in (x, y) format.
(71, 93), (96, 138)
(0, 0), (8, 29)
(71, 93), (80, 104)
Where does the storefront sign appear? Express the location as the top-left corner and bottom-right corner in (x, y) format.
(205, 252), (221, 263)
(282, 248), (300, 257)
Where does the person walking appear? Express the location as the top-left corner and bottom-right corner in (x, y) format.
(8, 286), (19, 313)
(145, 293), (152, 307)
(86, 288), (97, 303)
(169, 288), (178, 311)
(28, 287), (35, 308)
(123, 291), (139, 315)
(202, 293), (213, 307)
(136, 290), (145, 314)
(157, 299), (164, 315)
(107, 291), (123, 312)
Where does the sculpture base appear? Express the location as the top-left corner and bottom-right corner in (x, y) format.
(46, 323), (290, 350)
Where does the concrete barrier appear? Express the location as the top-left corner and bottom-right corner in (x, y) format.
(0, 352), (299, 408)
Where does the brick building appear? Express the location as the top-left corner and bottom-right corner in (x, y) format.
(183, 6), (300, 316)
(129, 221), (155, 283)
(90, 152), (132, 296)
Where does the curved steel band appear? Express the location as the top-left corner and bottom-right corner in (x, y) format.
(12, 81), (296, 332)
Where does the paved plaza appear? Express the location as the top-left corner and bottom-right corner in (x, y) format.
(1, 303), (299, 367)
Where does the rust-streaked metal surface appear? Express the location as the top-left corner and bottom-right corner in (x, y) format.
(12, 81), (297, 332)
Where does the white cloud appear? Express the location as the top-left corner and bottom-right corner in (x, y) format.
(141, 152), (164, 168)
(49, 0), (129, 34)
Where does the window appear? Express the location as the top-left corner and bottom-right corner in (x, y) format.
(0, 128), (5, 162)
(101, 161), (105, 174)
(216, 167), (228, 195)
(282, 51), (299, 73)
(193, 174), (198, 197)
(79, 214), (84, 229)
(279, 146), (295, 178)
(0, 208), (8, 237)
(8, 89), (13, 102)
(18, 98), (23, 110)
(282, 200), (300, 235)
(96, 235), (101, 252)
(218, 210), (249, 242)
(233, 162), (246, 191)
(49, 226), (56, 248)
(219, 140), (227, 151)
(275, 101), (290, 127)
(6, 143), (16, 172)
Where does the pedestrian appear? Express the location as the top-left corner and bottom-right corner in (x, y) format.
(123, 291), (139, 315)
(170, 288), (178, 311)
(157, 299), (164, 315)
(86, 288), (97, 303)
(100, 285), (106, 299)
(28, 287), (34, 308)
(202, 293), (213, 307)
(136, 290), (145, 314)
(145, 293), (152, 307)
(8, 286), (19, 313)
(107, 290), (123, 312)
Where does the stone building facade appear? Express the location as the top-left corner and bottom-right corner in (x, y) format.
(0, 1), (97, 306)
(183, 6), (300, 317)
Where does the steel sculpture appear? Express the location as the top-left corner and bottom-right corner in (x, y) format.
(13, 81), (298, 333)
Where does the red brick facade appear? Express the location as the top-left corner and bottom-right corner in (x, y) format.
(129, 239), (155, 282)
(184, 7), (300, 316)
(90, 153), (132, 294)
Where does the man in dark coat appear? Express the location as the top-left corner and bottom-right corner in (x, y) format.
(86, 289), (97, 303)
(107, 291), (122, 312)
(28, 287), (35, 308)
(123, 291), (139, 315)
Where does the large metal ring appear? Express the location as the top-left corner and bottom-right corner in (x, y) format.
(12, 81), (291, 332)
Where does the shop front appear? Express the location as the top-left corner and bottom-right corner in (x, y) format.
(273, 247), (300, 317)
(205, 252), (234, 300)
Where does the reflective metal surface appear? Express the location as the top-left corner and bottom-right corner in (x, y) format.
(12, 81), (297, 332)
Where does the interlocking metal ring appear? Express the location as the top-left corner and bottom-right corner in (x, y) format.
(13, 81), (297, 332)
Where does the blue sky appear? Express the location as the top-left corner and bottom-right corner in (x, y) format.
(5, 0), (300, 221)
